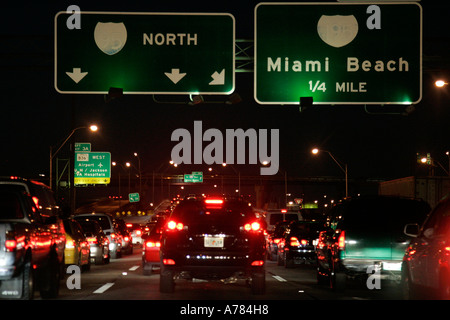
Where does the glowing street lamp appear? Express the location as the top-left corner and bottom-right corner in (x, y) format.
(435, 80), (448, 88)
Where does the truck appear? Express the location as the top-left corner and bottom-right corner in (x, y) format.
(0, 177), (65, 299)
(379, 176), (450, 208)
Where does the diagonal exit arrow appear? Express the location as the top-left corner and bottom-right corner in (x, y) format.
(66, 68), (88, 83)
(164, 68), (187, 84)
(209, 69), (225, 85)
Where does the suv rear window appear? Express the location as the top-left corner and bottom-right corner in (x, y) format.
(269, 213), (299, 225)
(172, 200), (256, 224)
(336, 197), (430, 230)
(79, 215), (111, 230)
(0, 187), (25, 220)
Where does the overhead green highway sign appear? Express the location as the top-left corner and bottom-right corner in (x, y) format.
(255, 2), (422, 105)
(74, 151), (111, 185)
(55, 12), (235, 94)
(184, 171), (203, 183)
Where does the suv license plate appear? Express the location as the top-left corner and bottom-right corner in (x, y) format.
(204, 236), (224, 248)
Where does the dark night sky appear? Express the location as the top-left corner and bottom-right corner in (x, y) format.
(1, 1), (449, 185)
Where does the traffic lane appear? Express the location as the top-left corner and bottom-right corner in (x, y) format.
(55, 248), (315, 300)
(267, 261), (403, 300)
(53, 248), (402, 300)
(53, 250), (145, 300)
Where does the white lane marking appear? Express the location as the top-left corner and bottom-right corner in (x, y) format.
(272, 275), (287, 282)
(93, 283), (114, 294)
(129, 265), (140, 271)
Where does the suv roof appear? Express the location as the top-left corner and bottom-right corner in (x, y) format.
(0, 176), (59, 217)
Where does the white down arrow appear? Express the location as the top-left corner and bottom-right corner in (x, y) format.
(66, 68), (88, 83)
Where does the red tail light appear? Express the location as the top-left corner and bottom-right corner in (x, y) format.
(5, 240), (17, 252)
(251, 260), (265, 266)
(205, 199), (224, 205)
(244, 221), (261, 232)
(135, 230), (142, 236)
(87, 237), (98, 244)
(338, 231), (346, 250)
(290, 237), (300, 246)
(167, 220), (184, 231)
(204, 198), (224, 209)
(163, 259), (176, 265)
(145, 241), (161, 248)
(32, 196), (40, 208)
(66, 240), (75, 249)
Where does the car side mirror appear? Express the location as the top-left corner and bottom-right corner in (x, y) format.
(404, 223), (420, 237)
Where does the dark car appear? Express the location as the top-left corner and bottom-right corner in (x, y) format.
(114, 218), (133, 255)
(266, 220), (290, 261)
(0, 178), (65, 299)
(74, 218), (110, 265)
(159, 196), (266, 294)
(142, 217), (166, 275)
(402, 195), (450, 299)
(316, 195), (430, 290)
(277, 220), (324, 268)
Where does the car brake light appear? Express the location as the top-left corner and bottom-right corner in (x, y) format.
(205, 199), (224, 205)
(290, 237), (307, 246)
(126, 223), (133, 228)
(32, 196), (40, 209)
(281, 209), (287, 213)
(204, 198), (224, 209)
(273, 238), (281, 244)
(136, 230), (142, 236)
(5, 240), (17, 252)
(244, 222), (261, 232)
(167, 220), (184, 231)
(338, 231), (346, 249)
(251, 260), (264, 266)
(146, 241), (161, 248)
(163, 259), (176, 265)
(66, 240), (75, 249)
(87, 237), (98, 244)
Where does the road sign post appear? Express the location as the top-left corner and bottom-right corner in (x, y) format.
(74, 152), (111, 185)
(55, 12), (235, 94)
(255, 2), (422, 105)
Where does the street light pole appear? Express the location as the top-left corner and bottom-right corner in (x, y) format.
(49, 125), (98, 190)
(312, 148), (348, 198)
(134, 153), (142, 195)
